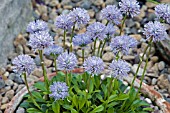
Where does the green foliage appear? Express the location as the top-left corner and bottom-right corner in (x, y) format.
(20, 71), (152, 113)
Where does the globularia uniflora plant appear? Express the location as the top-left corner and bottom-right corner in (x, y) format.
(12, 0), (169, 112)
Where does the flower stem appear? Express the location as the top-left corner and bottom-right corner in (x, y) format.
(70, 25), (75, 52)
(23, 72), (41, 110)
(108, 77), (114, 98)
(100, 35), (109, 58)
(137, 41), (152, 94)
(65, 71), (69, 86)
(63, 30), (66, 52)
(97, 40), (102, 57)
(54, 55), (58, 75)
(38, 50), (49, 91)
(130, 39), (152, 90)
(119, 14), (127, 35)
(93, 38), (97, 56)
(82, 48), (85, 62)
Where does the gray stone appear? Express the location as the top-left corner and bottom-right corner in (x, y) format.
(80, 0), (92, 9)
(158, 61), (165, 71)
(2, 97), (9, 104)
(0, 79), (5, 89)
(132, 64), (146, 76)
(102, 52), (114, 62)
(5, 89), (14, 100)
(16, 107), (25, 113)
(0, 0), (32, 66)
(8, 73), (23, 84)
(5, 79), (14, 86)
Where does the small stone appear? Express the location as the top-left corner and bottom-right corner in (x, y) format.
(146, 2), (157, 8)
(91, 0), (104, 6)
(8, 73), (23, 84)
(0, 67), (6, 75)
(37, 4), (48, 15)
(157, 74), (170, 93)
(132, 64), (146, 76)
(1, 103), (8, 110)
(13, 83), (18, 91)
(5, 90), (14, 100)
(150, 56), (159, 63)
(158, 61), (165, 71)
(102, 52), (114, 62)
(134, 55), (140, 64)
(2, 97), (9, 104)
(16, 107), (25, 113)
(13, 34), (27, 47)
(76, 49), (90, 58)
(145, 98), (152, 104)
(5, 79), (14, 86)
(44, 59), (53, 67)
(88, 9), (95, 18)
(105, 0), (116, 5)
(42, 13), (49, 21)
(122, 55), (135, 60)
(80, 0), (92, 9)
(152, 78), (157, 85)
(129, 34), (142, 41)
(32, 68), (43, 77)
(63, 5), (73, 9)
(0, 79), (5, 89)
(34, 56), (41, 66)
(16, 44), (24, 54)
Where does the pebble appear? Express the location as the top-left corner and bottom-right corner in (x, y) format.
(16, 84), (25, 92)
(129, 34), (142, 41)
(132, 64), (146, 76)
(32, 68), (43, 77)
(0, 67), (6, 75)
(151, 56), (159, 63)
(122, 55), (135, 60)
(5, 89), (14, 100)
(16, 107), (25, 113)
(145, 98), (152, 104)
(152, 78), (157, 85)
(76, 49), (90, 58)
(102, 52), (114, 62)
(8, 73), (23, 84)
(1, 103), (8, 110)
(13, 34), (27, 47)
(5, 79), (14, 86)
(13, 83), (18, 91)
(1, 97), (9, 104)
(158, 61), (165, 71)
(92, 0), (104, 6)
(0, 79), (5, 89)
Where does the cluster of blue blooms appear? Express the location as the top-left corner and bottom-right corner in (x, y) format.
(12, 0), (169, 101)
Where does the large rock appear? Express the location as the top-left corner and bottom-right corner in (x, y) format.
(0, 0), (33, 66)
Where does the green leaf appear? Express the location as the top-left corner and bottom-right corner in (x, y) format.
(96, 93), (104, 102)
(34, 82), (47, 92)
(143, 107), (153, 111)
(107, 102), (119, 108)
(108, 94), (117, 103)
(90, 105), (104, 113)
(107, 107), (115, 113)
(101, 84), (107, 98)
(41, 104), (48, 112)
(116, 94), (129, 100)
(94, 75), (100, 89)
(27, 108), (41, 113)
(89, 79), (94, 94)
(78, 94), (86, 110)
(20, 101), (30, 108)
(32, 91), (42, 99)
(52, 102), (60, 113)
(72, 95), (78, 109)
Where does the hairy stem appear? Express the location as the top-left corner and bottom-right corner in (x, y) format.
(82, 48), (85, 62)
(38, 50), (49, 91)
(70, 25), (75, 52)
(97, 40), (102, 57)
(54, 55), (58, 75)
(93, 38), (97, 56)
(119, 14), (127, 35)
(138, 41), (152, 93)
(23, 72), (41, 110)
(63, 30), (66, 52)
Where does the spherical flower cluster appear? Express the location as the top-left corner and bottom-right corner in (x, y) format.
(110, 35), (138, 55)
(44, 45), (63, 56)
(86, 22), (106, 40)
(104, 23), (117, 36)
(155, 4), (170, 24)
(49, 82), (69, 101)
(73, 33), (92, 47)
(55, 14), (74, 30)
(83, 56), (104, 75)
(109, 59), (130, 80)
(12, 55), (36, 75)
(29, 31), (54, 51)
(143, 21), (168, 42)
(101, 5), (123, 25)
(119, 0), (140, 17)
(27, 20), (48, 33)
(57, 52), (77, 71)
(69, 8), (90, 26)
